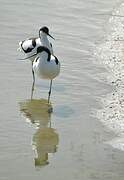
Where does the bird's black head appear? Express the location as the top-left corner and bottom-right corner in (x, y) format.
(39, 26), (49, 35)
(39, 26), (55, 40)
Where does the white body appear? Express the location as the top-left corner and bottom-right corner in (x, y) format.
(18, 33), (53, 62)
(33, 52), (60, 80)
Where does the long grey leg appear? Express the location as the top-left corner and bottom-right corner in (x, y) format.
(31, 61), (35, 99)
(48, 80), (53, 104)
(31, 81), (35, 99)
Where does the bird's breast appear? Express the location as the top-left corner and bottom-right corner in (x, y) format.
(33, 58), (60, 80)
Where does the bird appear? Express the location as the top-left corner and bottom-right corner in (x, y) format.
(20, 46), (60, 103)
(18, 26), (54, 57)
(18, 26), (55, 86)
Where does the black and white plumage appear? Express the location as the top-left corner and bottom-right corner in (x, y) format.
(18, 26), (55, 88)
(32, 46), (60, 80)
(21, 46), (60, 103)
(18, 26), (54, 62)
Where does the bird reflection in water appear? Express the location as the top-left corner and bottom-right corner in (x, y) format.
(19, 99), (59, 167)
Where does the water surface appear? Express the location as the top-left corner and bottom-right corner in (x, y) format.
(0, 0), (124, 180)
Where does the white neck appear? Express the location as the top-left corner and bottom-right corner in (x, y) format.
(40, 33), (48, 43)
(39, 32), (52, 54)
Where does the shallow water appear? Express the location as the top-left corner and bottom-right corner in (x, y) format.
(1, 0), (124, 180)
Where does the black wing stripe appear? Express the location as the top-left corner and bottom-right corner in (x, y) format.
(54, 56), (59, 65)
(21, 38), (37, 53)
(32, 38), (36, 47)
(50, 43), (53, 48)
